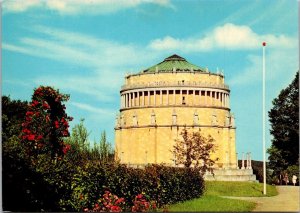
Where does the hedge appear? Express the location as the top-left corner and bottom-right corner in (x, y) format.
(65, 163), (205, 211)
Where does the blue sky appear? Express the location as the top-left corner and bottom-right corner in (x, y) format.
(2, 0), (298, 161)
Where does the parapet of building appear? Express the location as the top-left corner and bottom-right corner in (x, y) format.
(115, 54), (237, 169)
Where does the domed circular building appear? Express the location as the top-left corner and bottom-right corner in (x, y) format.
(115, 54), (237, 169)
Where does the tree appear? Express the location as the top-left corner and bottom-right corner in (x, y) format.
(2, 93), (74, 211)
(21, 86), (73, 159)
(2, 95), (28, 143)
(172, 128), (217, 173)
(64, 118), (91, 162)
(64, 121), (114, 163)
(268, 71), (299, 175)
(99, 131), (112, 162)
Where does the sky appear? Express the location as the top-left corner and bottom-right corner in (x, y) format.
(2, 0), (299, 161)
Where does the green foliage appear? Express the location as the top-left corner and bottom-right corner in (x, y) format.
(2, 90), (75, 211)
(2, 95), (28, 143)
(286, 165), (299, 185)
(172, 128), (217, 172)
(66, 163), (204, 211)
(64, 120), (114, 163)
(99, 131), (113, 162)
(64, 118), (91, 163)
(268, 71), (299, 174)
(2, 93), (204, 212)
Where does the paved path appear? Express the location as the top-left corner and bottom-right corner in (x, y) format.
(222, 186), (300, 212)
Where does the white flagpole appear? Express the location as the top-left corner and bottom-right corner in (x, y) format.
(262, 42), (267, 195)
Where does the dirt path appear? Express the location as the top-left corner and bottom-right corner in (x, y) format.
(222, 186), (300, 212)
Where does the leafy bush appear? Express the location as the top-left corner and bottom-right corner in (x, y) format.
(67, 163), (204, 211)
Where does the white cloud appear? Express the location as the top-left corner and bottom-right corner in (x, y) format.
(3, 79), (33, 88)
(2, 0), (174, 15)
(3, 25), (159, 70)
(2, 43), (35, 55)
(227, 48), (298, 89)
(70, 101), (115, 116)
(2, 26), (163, 101)
(149, 23), (297, 52)
(4, 23), (297, 97)
(33, 75), (118, 101)
(2, 0), (42, 12)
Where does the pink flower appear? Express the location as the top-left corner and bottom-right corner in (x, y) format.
(26, 111), (34, 116)
(28, 134), (35, 141)
(136, 194), (143, 199)
(54, 121), (59, 128)
(62, 144), (71, 154)
(110, 205), (121, 212)
(43, 103), (50, 109)
(62, 131), (69, 136)
(22, 129), (30, 133)
(115, 198), (125, 205)
(31, 100), (39, 107)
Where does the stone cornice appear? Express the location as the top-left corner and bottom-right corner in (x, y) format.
(115, 124), (237, 130)
(120, 105), (231, 112)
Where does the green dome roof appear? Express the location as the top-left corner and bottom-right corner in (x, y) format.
(141, 54), (206, 73)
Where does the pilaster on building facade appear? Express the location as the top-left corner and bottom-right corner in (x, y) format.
(115, 54), (237, 169)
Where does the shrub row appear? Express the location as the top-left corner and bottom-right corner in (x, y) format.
(65, 163), (205, 211)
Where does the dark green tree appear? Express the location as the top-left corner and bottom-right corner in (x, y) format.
(2, 93), (73, 211)
(2, 95), (28, 143)
(268, 71), (299, 175)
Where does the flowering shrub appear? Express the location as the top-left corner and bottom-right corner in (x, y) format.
(84, 191), (126, 212)
(83, 191), (157, 212)
(68, 163), (204, 211)
(132, 193), (157, 212)
(21, 86), (73, 158)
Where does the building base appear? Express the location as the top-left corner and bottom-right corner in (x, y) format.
(204, 168), (257, 182)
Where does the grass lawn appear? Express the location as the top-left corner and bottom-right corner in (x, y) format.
(165, 181), (277, 212)
(205, 181), (278, 197)
(167, 195), (255, 212)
